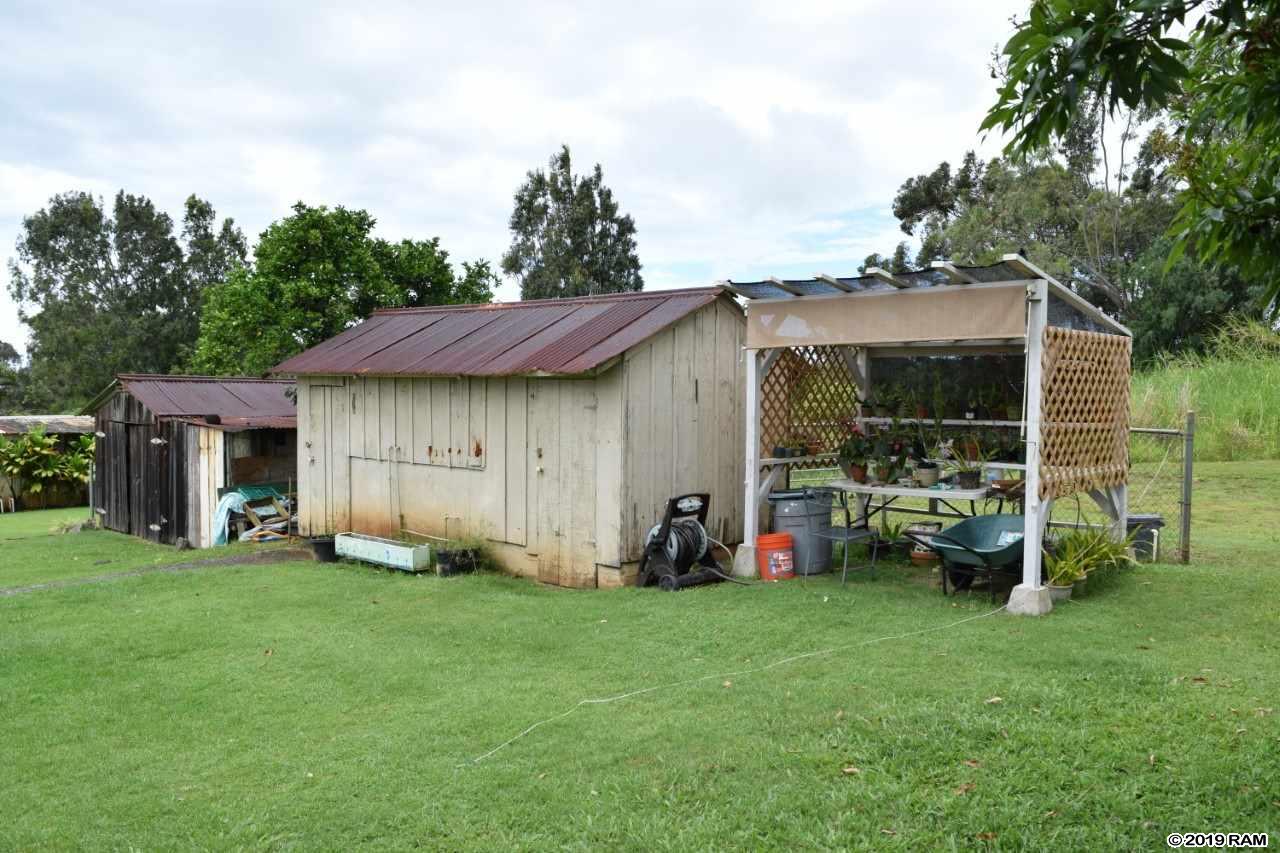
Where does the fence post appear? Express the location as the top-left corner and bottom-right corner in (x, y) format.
(1180, 410), (1195, 564)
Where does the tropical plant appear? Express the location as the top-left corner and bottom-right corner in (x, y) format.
(1045, 526), (1136, 587)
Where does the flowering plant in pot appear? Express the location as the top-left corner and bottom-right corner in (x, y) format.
(836, 428), (872, 482)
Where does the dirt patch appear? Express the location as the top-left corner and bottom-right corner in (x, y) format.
(0, 547), (315, 598)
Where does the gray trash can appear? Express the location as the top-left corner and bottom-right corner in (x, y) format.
(769, 489), (833, 574)
(1126, 514), (1165, 562)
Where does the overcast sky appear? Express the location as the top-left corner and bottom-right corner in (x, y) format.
(0, 0), (1026, 354)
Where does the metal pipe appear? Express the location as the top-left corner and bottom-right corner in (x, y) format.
(1180, 410), (1195, 564)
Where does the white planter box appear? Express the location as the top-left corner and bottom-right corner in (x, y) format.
(335, 533), (431, 572)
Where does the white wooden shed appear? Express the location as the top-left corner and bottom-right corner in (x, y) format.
(273, 288), (746, 588)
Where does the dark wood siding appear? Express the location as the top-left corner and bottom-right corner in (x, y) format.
(91, 388), (194, 546)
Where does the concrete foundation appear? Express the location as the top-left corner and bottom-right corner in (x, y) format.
(732, 544), (758, 578)
(1007, 583), (1053, 615)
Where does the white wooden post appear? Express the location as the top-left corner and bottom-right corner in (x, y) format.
(734, 348), (763, 577)
(1009, 278), (1053, 615)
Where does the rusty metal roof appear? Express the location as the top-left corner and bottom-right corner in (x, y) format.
(172, 415), (297, 432)
(0, 415), (95, 435)
(271, 287), (730, 377)
(84, 375), (296, 425)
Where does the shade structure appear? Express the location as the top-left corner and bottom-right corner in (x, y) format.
(744, 282), (1029, 350)
(733, 255), (1132, 616)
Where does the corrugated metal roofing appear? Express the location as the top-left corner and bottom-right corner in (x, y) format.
(271, 287), (728, 377)
(725, 260), (1027, 300)
(114, 375), (296, 420)
(0, 415), (95, 435)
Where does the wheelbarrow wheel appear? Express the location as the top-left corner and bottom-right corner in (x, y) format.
(947, 567), (975, 591)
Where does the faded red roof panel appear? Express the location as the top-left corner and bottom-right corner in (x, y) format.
(117, 375), (295, 419)
(173, 415), (298, 431)
(271, 287), (729, 377)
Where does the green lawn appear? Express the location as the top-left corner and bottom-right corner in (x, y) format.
(0, 509), (296, 590)
(2, 465), (1278, 849)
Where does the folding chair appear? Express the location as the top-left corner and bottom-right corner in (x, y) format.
(804, 486), (878, 584)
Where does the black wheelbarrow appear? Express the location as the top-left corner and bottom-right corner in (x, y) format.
(903, 514), (1025, 600)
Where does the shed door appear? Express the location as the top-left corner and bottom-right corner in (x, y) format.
(126, 424), (148, 539)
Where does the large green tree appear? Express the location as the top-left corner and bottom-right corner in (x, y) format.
(869, 103), (1263, 363)
(502, 145), (643, 299)
(982, 0), (1280, 317)
(191, 203), (497, 376)
(7, 191), (245, 411)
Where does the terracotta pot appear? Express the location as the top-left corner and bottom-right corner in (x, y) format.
(915, 405), (929, 419)
(962, 440), (981, 461)
(839, 462), (867, 483)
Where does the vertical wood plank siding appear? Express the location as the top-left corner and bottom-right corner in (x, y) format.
(295, 297), (745, 586)
(90, 390), (202, 546)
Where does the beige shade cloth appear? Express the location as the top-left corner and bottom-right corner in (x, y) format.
(745, 283), (1028, 350)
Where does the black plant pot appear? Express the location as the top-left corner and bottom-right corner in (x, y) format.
(956, 471), (981, 490)
(436, 548), (479, 576)
(310, 537), (337, 563)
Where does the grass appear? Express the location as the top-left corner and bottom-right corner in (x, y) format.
(0, 509), (293, 590)
(1132, 318), (1280, 461)
(2, 465), (1279, 850)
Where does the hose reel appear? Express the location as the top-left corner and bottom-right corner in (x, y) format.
(637, 493), (724, 591)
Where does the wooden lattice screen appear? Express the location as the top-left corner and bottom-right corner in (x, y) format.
(1039, 327), (1131, 499)
(760, 346), (860, 467)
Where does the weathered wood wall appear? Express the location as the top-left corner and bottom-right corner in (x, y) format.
(296, 297), (745, 587)
(91, 391), (191, 546)
(618, 296), (746, 570)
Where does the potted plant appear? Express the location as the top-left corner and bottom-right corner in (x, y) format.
(436, 536), (489, 577)
(932, 374), (947, 422)
(873, 390), (894, 418)
(906, 521), (943, 564)
(872, 518), (906, 559)
(1004, 383), (1022, 422)
(914, 459), (940, 487)
(951, 443), (987, 490)
(836, 429), (872, 482)
(1044, 550), (1082, 602)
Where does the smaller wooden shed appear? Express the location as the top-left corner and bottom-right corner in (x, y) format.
(85, 375), (297, 547)
(273, 287), (746, 588)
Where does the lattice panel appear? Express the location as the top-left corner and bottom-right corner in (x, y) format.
(759, 346), (860, 468)
(1039, 328), (1131, 499)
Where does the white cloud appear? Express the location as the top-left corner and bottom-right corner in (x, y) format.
(0, 0), (1026, 356)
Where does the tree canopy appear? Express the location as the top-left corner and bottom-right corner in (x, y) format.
(190, 203), (497, 376)
(865, 95), (1264, 364)
(7, 191), (245, 412)
(982, 0), (1280, 317)
(502, 145), (643, 299)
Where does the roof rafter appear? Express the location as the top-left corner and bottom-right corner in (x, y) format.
(766, 276), (804, 296)
(930, 260), (977, 284)
(815, 273), (855, 292)
(864, 266), (910, 288)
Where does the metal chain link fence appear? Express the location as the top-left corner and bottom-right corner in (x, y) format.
(1049, 414), (1193, 563)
